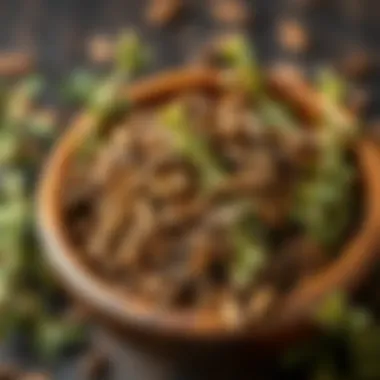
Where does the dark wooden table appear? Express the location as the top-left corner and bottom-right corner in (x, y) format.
(2, 0), (380, 378)
(2, 0), (379, 69)
(3, 0), (380, 113)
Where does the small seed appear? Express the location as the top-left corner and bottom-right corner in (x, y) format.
(220, 292), (242, 328)
(277, 19), (309, 54)
(210, 0), (252, 26)
(87, 35), (115, 64)
(145, 0), (183, 27)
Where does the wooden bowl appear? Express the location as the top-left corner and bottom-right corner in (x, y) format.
(37, 67), (380, 354)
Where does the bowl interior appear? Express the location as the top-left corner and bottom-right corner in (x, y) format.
(38, 67), (380, 340)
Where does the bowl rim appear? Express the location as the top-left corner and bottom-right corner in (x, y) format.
(37, 66), (380, 341)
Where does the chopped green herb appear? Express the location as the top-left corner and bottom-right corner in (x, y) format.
(63, 69), (100, 106)
(258, 98), (297, 132)
(231, 221), (266, 288)
(317, 68), (346, 105)
(314, 292), (348, 330)
(36, 318), (85, 360)
(0, 130), (19, 165)
(161, 102), (224, 190)
(219, 35), (261, 94)
(115, 30), (151, 76)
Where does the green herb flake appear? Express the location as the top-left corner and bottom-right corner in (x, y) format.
(62, 69), (100, 106)
(317, 68), (346, 105)
(161, 102), (224, 190)
(219, 35), (261, 94)
(230, 213), (267, 288)
(115, 30), (151, 76)
(314, 292), (348, 330)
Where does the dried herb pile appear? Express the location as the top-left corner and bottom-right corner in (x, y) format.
(63, 36), (359, 328)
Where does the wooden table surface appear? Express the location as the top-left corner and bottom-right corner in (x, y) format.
(3, 0), (380, 114)
(1, 0), (379, 69)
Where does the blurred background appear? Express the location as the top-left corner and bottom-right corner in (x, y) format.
(3, 0), (380, 117)
(1, 0), (380, 379)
